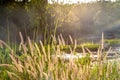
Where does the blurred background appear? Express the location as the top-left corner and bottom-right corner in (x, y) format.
(0, 0), (120, 43)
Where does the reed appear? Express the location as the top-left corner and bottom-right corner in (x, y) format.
(0, 33), (119, 80)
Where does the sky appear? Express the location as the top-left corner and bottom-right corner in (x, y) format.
(48, 0), (116, 4)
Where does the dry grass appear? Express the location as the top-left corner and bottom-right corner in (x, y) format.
(0, 34), (119, 80)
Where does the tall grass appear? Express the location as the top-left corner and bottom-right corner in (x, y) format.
(0, 34), (119, 80)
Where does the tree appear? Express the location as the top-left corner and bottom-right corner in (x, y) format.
(0, 0), (14, 5)
(0, 0), (30, 5)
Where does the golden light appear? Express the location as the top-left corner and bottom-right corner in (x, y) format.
(48, 0), (97, 4)
(48, 0), (116, 4)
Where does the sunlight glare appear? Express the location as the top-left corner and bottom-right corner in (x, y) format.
(48, 0), (116, 4)
(48, 0), (97, 4)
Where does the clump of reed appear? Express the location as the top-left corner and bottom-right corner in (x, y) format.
(0, 32), (119, 80)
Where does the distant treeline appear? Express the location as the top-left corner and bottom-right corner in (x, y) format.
(0, 0), (119, 5)
(1, 0), (120, 43)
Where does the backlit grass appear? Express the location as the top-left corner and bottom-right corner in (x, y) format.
(0, 37), (119, 80)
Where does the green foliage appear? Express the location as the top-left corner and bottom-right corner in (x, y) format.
(75, 54), (91, 65)
(90, 62), (120, 80)
(105, 39), (120, 44)
(24, 0), (73, 44)
(61, 43), (99, 53)
(0, 48), (11, 64)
